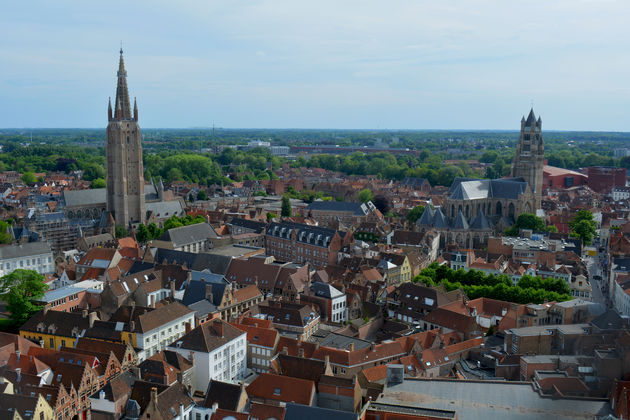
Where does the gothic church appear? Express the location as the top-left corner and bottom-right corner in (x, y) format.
(417, 109), (544, 248)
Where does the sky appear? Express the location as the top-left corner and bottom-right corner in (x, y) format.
(1, 1), (629, 130)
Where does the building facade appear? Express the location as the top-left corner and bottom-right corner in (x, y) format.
(106, 49), (145, 227)
(0, 242), (53, 276)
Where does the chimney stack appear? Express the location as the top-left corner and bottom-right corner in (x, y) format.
(150, 387), (158, 404)
(15, 350), (20, 361)
(348, 343), (354, 352)
(282, 346), (288, 355)
(298, 348), (304, 358)
(88, 311), (98, 328)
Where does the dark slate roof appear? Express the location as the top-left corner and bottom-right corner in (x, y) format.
(416, 206), (435, 226)
(187, 299), (218, 318)
(266, 222), (338, 249)
(432, 208), (448, 228)
(284, 403), (358, 420)
(451, 210), (469, 230)
(401, 177), (430, 188)
(489, 178), (528, 199)
(469, 211), (491, 230)
(157, 223), (218, 247)
(591, 309), (627, 331)
(202, 380), (244, 411)
(306, 201), (373, 216)
(310, 282), (343, 299)
(12, 227), (40, 243)
(189, 270), (228, 284)
(0, 242), (51, 260)
(182, 280), (227, 307)
(152, 248), (233, 275)
(228, 218), (267, 234)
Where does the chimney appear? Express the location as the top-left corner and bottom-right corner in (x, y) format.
(298, 348), (304, 358)
(324, 355), (330, 366)
(130, 320), (135, 331)
(150, 387), (158, 404)
(185, 322), (192, 334)
(370, 343), (375, 351)
(189, 351), (195, 365)
(88, 311), (98, 328)
(211, 402), (219, 413)
(43, 305), (49, 315)
(131, 366), (141, 379)
(170, 281), (176, 297)
(282, 346), (288, 355)
(179, 403), (184, 420)
(348, 343), (354, 352)
(82, 309), (88, 318)
(99, 390), (105, 400)
(15, 350), (20, 360)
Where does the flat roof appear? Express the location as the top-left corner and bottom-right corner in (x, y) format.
(367, 401), (456, 419)
(378, 378), (611, 420)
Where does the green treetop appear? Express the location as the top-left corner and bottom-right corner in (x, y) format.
(0, 269), (49, 325)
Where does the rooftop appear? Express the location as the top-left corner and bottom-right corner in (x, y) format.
(378, 378), (611, 420)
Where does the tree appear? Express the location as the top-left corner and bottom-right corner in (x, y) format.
(0, 269), (48, 325)
(407, 206), (426, 224)
(0, 220), (12, 244)
(21, 172), (37, 185)
(569, 210), (597, 245)
(136, 224), (149, 243)
(505, 213), (547, 236)
(91, 178), (106, 189)
(115, 224), (128, 239)
(267, 212), (277, 220)
(197, 190), (208, 201)
(82, 163), (105, 181)
(358, 189), (374, 203)
(147, 223), (163, 240)
(281, 196), (292, 217)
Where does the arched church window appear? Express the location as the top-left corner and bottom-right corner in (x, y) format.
(451, 205), (455, 218)
(508, 203), (515, 218)
(496, 202), (502, 216)
(465, 205), (469, 219)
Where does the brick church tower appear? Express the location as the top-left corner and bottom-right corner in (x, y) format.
(512, 109), (544, 211)
(106, 49), (145, 227)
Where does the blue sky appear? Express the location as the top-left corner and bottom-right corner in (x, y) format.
(1, 1), (629, 130)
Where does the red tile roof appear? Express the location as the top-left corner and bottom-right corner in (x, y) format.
(246, 373), (315, 405)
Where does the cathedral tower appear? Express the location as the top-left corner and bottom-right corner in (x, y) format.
(512, 108), (544, 211)
(106, 49), (145, 227)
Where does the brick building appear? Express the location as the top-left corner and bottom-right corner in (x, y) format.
(264, 222), (352, 270)
(587, 166), (626, 193)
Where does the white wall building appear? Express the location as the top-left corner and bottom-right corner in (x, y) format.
(125, 302), (195, 361)
(168, 319), (247, 393)
(0, 242), (53, 276)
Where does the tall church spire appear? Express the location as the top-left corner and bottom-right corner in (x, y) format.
(114, 48), (132, 120)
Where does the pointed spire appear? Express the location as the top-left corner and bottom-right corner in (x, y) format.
(107, 97), (112, 121)
(524, 108), (536, 126)
(133, 97), (138, 121)
(114, 48), (132, 120)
